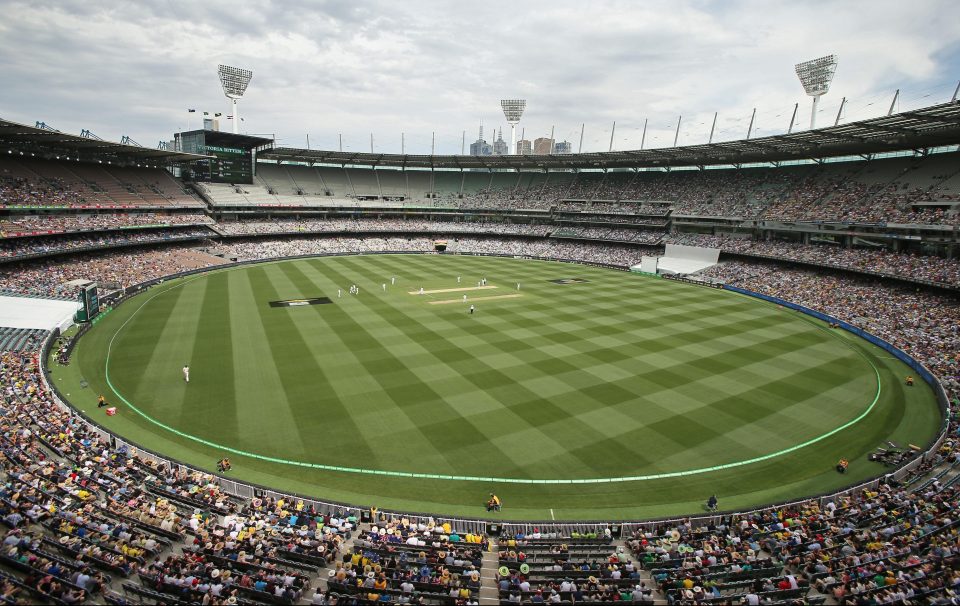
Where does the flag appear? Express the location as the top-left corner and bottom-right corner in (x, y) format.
(187, 109), (196, 113)
(203, 112), (209, 116)
(214, 113), (222, 117)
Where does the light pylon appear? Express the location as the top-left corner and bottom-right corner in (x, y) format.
(795, 55), (837, 130)
(500, 99), (527, 155)
(218, 64), (253, 134)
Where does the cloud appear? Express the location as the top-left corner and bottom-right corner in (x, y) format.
(0, 0), (957, 154)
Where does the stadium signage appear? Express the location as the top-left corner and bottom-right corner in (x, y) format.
(200, 145), (244, 154)
(269, 297), (332, 307)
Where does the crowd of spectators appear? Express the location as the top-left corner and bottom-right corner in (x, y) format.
(216, 218), (551, 237)
(666, 233), (960, 288)
(0, 168), (201, 209)
(0, 226), (214, 260)
(1, 212), (211, 235)
(0, 246), (226, 298)
(554, 226), (665, 244)
(0, 347), (366, 604)
(629, 465), (960, 604)
(0, 231), (955, 602)
(0, 175), (86, 207)
(205, 236), (651, 268)
(426, 162), (960, 226)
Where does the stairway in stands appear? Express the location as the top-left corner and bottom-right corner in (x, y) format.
(479, 540), (500, 604)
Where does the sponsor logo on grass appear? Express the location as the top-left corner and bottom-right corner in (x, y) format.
(268, 297), (332, 308)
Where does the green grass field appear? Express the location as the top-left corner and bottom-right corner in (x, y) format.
(55, 254), (941, 520)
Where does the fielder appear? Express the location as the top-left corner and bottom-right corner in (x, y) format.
(182, 364), (190, 383)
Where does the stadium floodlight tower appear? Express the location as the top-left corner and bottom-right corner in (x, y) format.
(795, 54), (837, 130)
(500, 99), (527, 154)
(217, 64), (253, 134)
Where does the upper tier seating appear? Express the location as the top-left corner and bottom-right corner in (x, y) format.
(0, 157), (202, 207)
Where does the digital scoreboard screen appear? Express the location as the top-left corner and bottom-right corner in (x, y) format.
(176, 130), (270, 186)
(191, 145), (254, 184)
(79, 283), (100, 322)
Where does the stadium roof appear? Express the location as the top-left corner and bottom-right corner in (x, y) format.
(261, 102), (960, 170)
(0, 117), (209, 164)
(178, 129), (274, 151)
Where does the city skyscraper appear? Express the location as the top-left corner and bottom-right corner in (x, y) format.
(516, 139), (532, 155)
(533, 137), (554, 154)
(492, 129), (509, 155)
(469, 123), (493, 155)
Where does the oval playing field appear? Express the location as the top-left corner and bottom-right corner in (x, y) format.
(61, 254), (941, 520)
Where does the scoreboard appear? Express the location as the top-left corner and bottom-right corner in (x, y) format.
(175, 130), (273, 186)
(77, 283), (100, 322)
(191, 145), (253, 184)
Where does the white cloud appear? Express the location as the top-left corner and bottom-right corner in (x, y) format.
(0, 0), (957, 153)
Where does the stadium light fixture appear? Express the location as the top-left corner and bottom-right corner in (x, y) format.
(500, 99), (526, 155)
(218, 64), (253, 134)
(795, 54), (837, 130)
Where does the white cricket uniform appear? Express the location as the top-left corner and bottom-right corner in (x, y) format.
(183, 367), (190, 382)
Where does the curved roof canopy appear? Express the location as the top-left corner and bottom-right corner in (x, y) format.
(261, 102), (960, 170)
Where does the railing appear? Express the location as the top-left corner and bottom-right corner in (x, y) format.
(36, 251), (951, 530)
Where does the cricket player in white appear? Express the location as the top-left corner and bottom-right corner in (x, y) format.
(182, 364), (190, 383)
(463, 294), (467, 302)
(382, 283), (386, 291)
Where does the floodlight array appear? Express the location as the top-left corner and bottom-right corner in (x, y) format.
(218, 64), (253, 98)
(795, 55), (838, 96)
(501, 99), (527, 123)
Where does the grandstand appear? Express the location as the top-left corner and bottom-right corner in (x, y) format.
(0, 99), (958, 606)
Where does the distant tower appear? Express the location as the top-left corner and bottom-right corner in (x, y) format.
(493, 128), (509, 155)
(218, 64), (253, 134)
(795, 55), (837, 130)
(469, 122), (493, 155)
(500, 99), (527, 155)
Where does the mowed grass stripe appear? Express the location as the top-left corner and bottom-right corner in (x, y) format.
(317, 256), (606, 479)
(244, 264), (388, 463)
(271, 261), (461, 474)
(350, 256), (663, 477)
(94, 259), (904, 494)
(179, 272), (239, 437)
(372, 256), (869, 470)
(295, 258), (532, 477)
(217, 267), (309, 458)
(112, 277), (196, 417)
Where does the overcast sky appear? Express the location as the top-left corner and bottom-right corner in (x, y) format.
(1, 0), (958, 154)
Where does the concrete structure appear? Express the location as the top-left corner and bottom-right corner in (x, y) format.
(533, 137), (554, 154)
